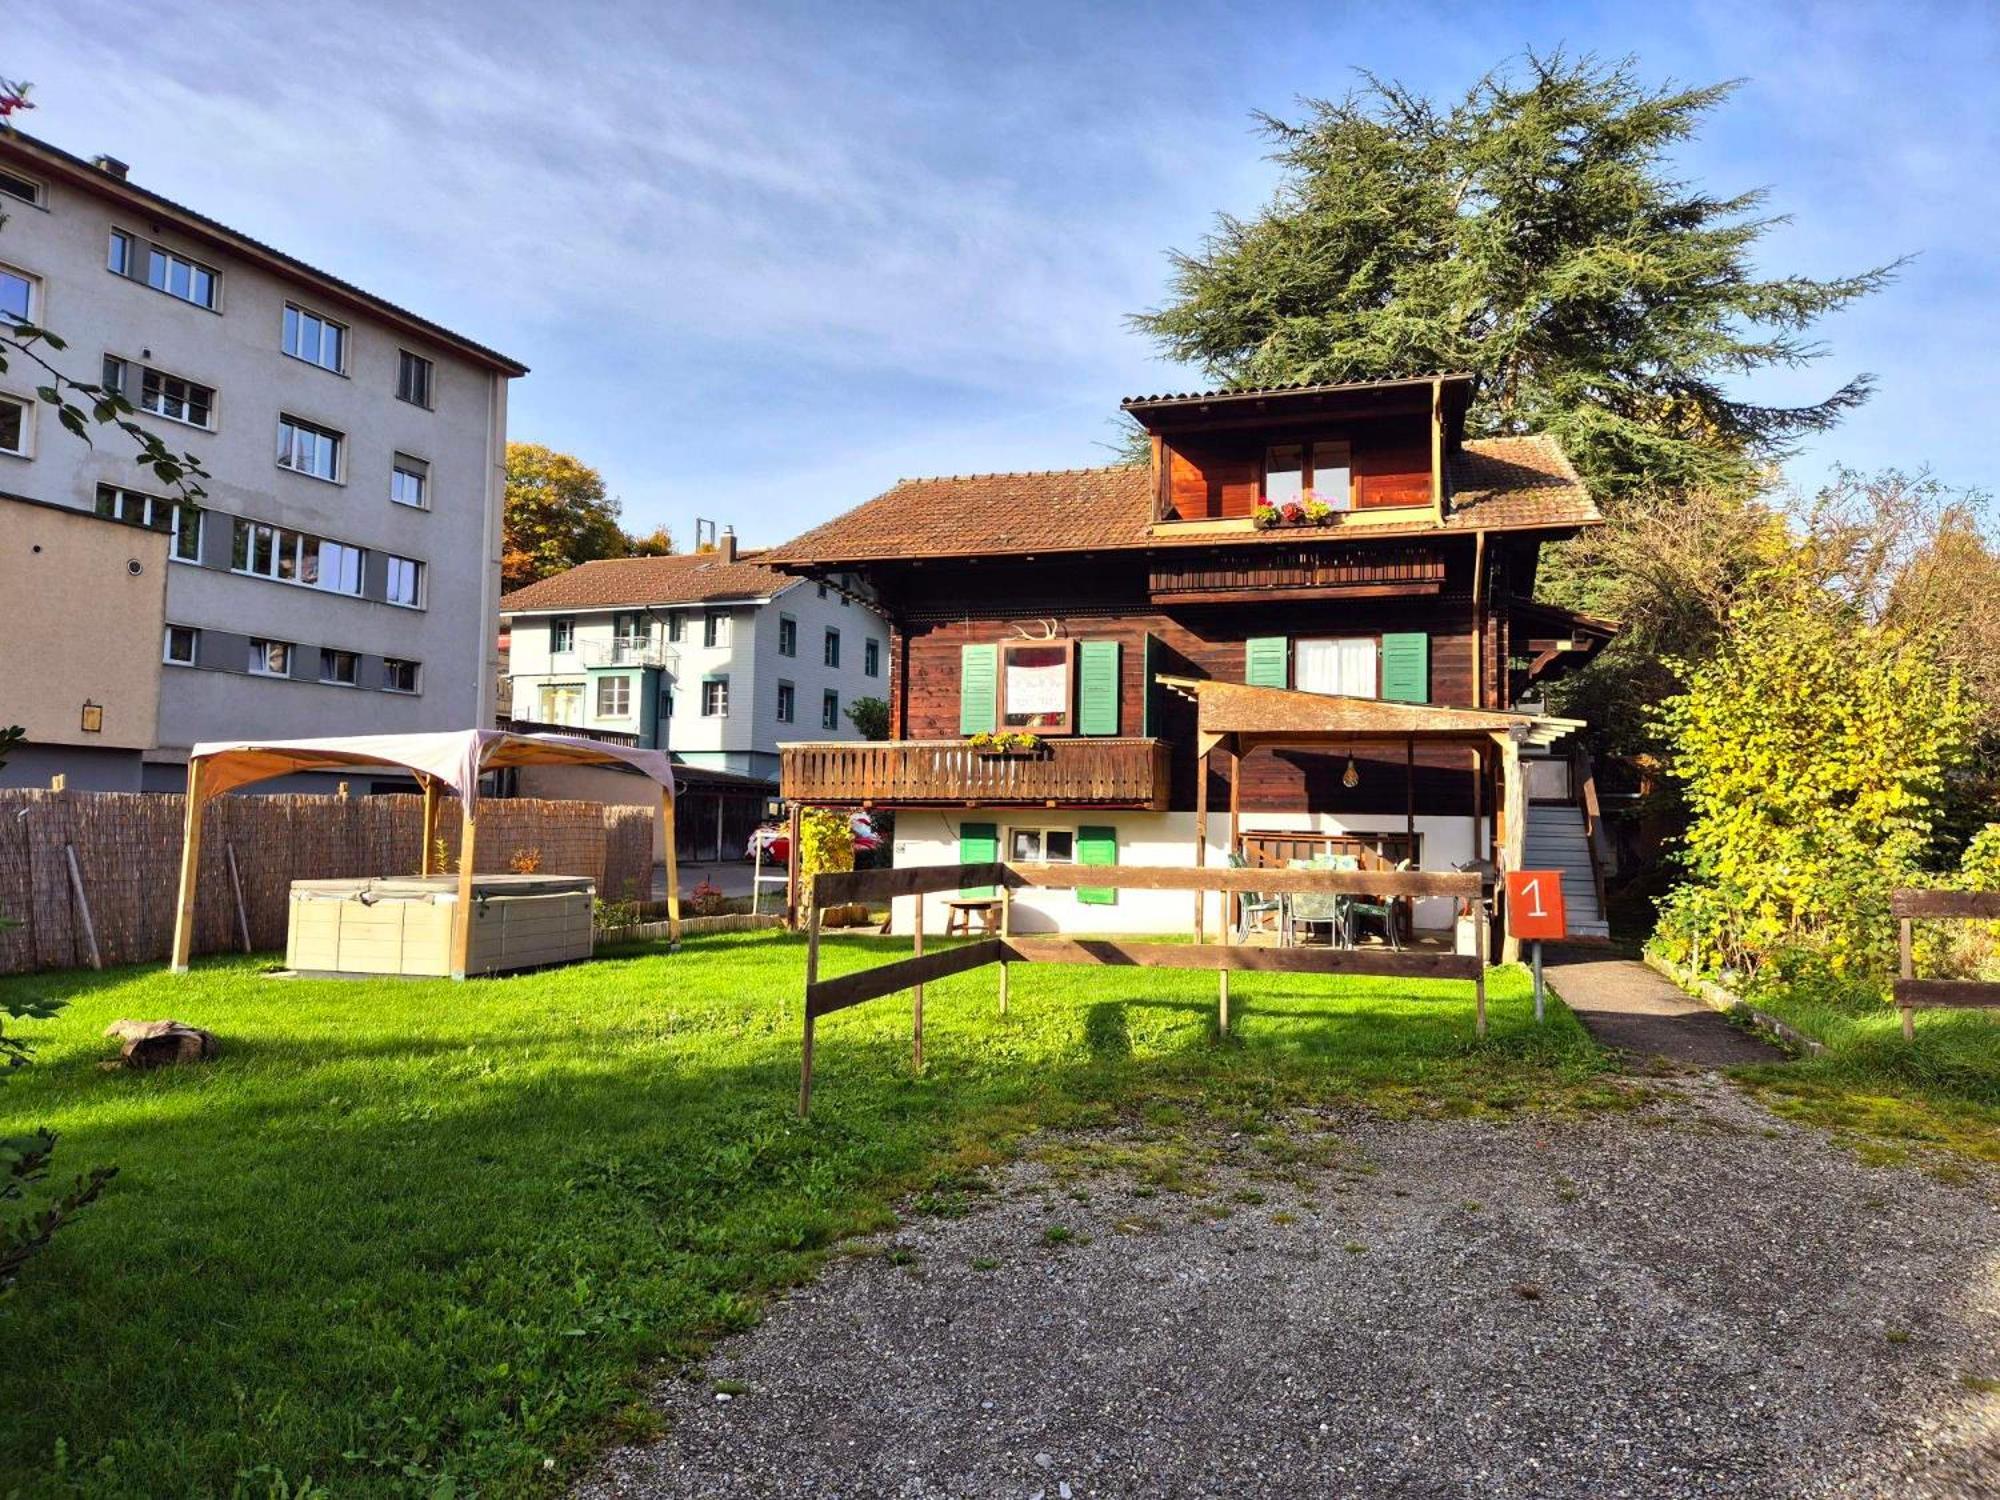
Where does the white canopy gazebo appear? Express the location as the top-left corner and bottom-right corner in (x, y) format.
(171, 729), (680, 975)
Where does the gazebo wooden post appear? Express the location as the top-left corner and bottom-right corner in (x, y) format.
(169, 758), (209, 973)
(419, 776), (440, 875)
(450, 793), (480, 979)
(659, 787), (681, 946)
(1226, 741), (1242, 934)
(1193, 742), (1210, 942)
(1494, 730), (1526, 965)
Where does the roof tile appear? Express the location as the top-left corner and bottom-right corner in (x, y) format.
(499, 552), (793, 612)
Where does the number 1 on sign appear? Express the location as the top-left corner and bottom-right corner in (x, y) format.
(1520, 876), (1549, 920)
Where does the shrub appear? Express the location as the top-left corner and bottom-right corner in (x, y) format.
(507, 846), (542, 875)
(687, 879), (729, 917)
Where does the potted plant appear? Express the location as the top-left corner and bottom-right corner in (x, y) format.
(966, 730), (1044, 756)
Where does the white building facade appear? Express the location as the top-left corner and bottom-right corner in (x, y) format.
(500, 539), (890, 781)
(0, 133), (522, 791)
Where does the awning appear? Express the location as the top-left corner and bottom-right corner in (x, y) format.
(1156, 676), (1582, 750)
(186, 729), (676, 804)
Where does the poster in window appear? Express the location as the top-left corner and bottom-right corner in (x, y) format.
(1002, 643), (1072, 729)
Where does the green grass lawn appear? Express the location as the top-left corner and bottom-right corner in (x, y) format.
(0, 933), (1609, 1497)
(1731, 977), (2000, 1166)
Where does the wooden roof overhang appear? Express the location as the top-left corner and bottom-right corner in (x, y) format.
(1155, 676), (1583, 759)
(1121, 374), (1475, 447)
(1509, 600), (1620, 684)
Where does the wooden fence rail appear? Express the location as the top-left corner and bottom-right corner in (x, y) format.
(797, 860), (1490, 1115)
(1892, 887), (2000, 1039)
(0, 789), (655, 975)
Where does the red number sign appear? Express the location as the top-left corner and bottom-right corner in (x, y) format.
(1505, 870), (1568, 941)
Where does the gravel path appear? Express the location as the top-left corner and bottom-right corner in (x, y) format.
(578, 1080), (1999, 1499)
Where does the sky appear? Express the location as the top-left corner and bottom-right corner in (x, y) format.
(10, 0), (1996, 547)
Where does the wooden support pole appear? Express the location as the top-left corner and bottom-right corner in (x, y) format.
(420, 778), (440, 874)
(63, 844), (101, 971)
(451, 796), (479, 979)
(1430, 375), (1446, 525)
(170, 759), (207, 974)
(661, 788), (682, 947)
(1471, 529), (1488, 708)
(912, 892), (925, 1072)
(784, 803), (803, 929)
(799, 897), (823, 1117)
(225, 841), (252, 954)
(1899, 916), (1916, 1042)
(1193, 745), (1210, 942)
(1474, 891), (1488, 1039)
(1405, 736), (1416, 852)
(1471, 745), (1486, 862)
(998, 882), (1012, 1015)
(1227, 743), (1242, 933)
(1496, 732), (1526, 965)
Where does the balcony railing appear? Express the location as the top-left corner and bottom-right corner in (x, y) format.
(782, 738), (1171, 809)
(576, 637), (676, 668)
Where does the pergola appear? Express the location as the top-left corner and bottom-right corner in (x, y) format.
(171, 729), (681, 976)
(1158, 676), (1582, 962)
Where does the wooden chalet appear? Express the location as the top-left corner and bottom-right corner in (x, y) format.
(761, 375), (1616, 945)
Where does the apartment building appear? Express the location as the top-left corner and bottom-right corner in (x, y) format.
(500, 531), (889, 781)
(0, 132), (524, 791)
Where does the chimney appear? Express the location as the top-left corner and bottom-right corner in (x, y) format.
(719, 525), (737, 563)
(91, 154), (130, 180)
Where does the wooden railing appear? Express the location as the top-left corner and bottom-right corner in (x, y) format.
(781, 738), (1171, 809)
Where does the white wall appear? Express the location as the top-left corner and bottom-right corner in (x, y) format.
(887, 808), (1477, 935)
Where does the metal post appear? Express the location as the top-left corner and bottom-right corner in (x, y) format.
(1532, 939), (1545, 1025)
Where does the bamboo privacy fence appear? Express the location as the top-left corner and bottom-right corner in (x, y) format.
(0, 789), (655, 974)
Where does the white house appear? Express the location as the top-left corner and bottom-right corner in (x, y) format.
(499, 532), (891, 781)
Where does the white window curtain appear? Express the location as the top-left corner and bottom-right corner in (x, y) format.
(1294, 637), (1377, 698)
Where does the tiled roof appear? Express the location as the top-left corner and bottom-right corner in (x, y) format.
(1120, 372), (1474, 408)
(499, 552), (794, 612)
(760, 435), (1599, 566)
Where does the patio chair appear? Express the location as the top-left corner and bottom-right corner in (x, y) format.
(1287, 854), (1354, 947)
(1228, 851), (1284, 941)
(1346, 857), (1410, 951)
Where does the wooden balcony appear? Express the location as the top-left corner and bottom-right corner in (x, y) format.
(781, 738), (1171, 810)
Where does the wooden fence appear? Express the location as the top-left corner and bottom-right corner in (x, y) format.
(1892, 888), (2000, 1039)
(0, 789), (655, 974)
(797, 861), (1488, 1114)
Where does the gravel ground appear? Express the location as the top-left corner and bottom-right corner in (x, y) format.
(578, 1079), (2000, 1499)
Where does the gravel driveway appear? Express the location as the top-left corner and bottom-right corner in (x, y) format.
(578, 1079), (1999, 1499)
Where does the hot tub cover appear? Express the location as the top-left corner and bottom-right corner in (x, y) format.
(186, 729), (675, 804)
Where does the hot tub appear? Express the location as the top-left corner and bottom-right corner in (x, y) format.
(285, 874), (596, 978)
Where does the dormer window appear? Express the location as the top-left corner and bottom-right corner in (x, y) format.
(1265, 439), (1351, 510)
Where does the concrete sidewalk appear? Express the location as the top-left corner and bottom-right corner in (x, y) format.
(1542, 947), (1786, 1067)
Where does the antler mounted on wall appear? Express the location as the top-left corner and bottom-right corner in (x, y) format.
(1007, 618), (1064, 640)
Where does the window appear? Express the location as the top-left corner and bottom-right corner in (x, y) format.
(704, 611), (729, 648)
(391, 456), (428, 509)
(229, 518), (363, 594)
(1000, 639), (1074, 733)
(107, 229), (134, 276)
(550, 617), (575, 653)
(247, 639), (292, 677)
(666, 611), (684, 643)
(139, 366), (214, 428)
(282, 304), (345, 371)
(276, 415), (342, 481)
(701, 677), (728, 717)
(163, 625), (198, 665)
(396, 350), (433, 407)
(1265, 438), (1352, 510)
(595, 675), (631, 717)
(101, 354), (127, 396)
(777, 614), (796, 656)
(147, 246), (218, 309)
(537, 681), (582, 723)
(0, 264), (33, 325)
(1008, 828), (1074, 863)
(385, 555), (424, 607)
(821, 690), (839, 731)
(319, 649), (358, 686)
(864, 638), (881, 677)
(1294, 637), (1377, 698)
(383, 658), (420, 694)
(0, 392), (28, 457)
(816, 583), (827, 599)
(823, 628), (840, 668)
(97, 485), (201, 561)
(0, 167), (42, 206)
(776, 679), (795, 723)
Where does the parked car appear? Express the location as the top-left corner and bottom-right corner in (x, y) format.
(748, 810), (883, 867)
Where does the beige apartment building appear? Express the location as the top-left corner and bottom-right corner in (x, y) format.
(0, 132), (525, 791)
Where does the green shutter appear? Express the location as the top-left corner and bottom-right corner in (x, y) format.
(1381, 632), (1430, 704)
(1142, 634), (1160, 737)
(959, 821), (998, 899)
(1078, 640), (1120, 736)
(959, 644), (998, 735)
(1245, 636), (1289, 688)
(1076, 825), (1118, 905)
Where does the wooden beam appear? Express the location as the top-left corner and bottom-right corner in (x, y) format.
(1894, 979), (2000, 1010)
(911, 892), (925, 1073)
(224, 841), (252, 955)
(661, 788), (681, 947)
(1003, 936), (1482, 981)
(1150, 582), (1444, 606)
(799, 898), (822, 1116)
(806, 939), (1005, 1018)
(1194, 742), (1210, 941)
(1471, 530), (1488, 709)
(419, 778), (440, 875)
(1005, 862), (1480, 898)
(813, 862), (1009, 905)
(1227, 745), (1242, 935)
(1890, 890), (2000, 920)
(169, 759), (208, 973)
(64, 844), (101, 971)
(1430, 375), (1445, 523)
(1900, 916), (1915, 1041)
(998, 881), (1012, 1015)
(784, 802), (802, 928)
(1494, 731), (1525, 965)
(450, 795), (479, 979)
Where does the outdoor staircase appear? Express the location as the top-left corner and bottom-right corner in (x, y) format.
(1523, 803), (1610, 940)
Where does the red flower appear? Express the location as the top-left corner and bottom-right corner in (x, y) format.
(1280, 501), (1306, 524)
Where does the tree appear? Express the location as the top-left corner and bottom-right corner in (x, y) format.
(623, 524), (675, 558)
(1131, 52), (1896, 501)
(844, 695), (890, 741)
(501, 444), (628, 591)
